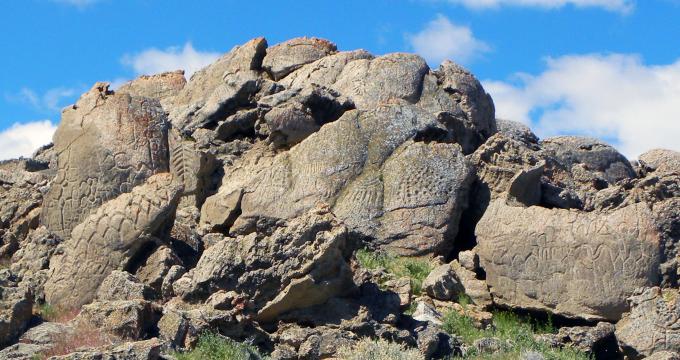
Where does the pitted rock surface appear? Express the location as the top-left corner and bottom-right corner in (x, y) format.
(616, 287), (680, 358)
(262, 37), (337, 81)
(44, 173), (182, 309)
(476, 199), (661, 321)
(40, 83), (170, 239)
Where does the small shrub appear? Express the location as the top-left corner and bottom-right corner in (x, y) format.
(38, 322), (116, 359)
(35, 303), (80, 323)
(337, 338), (424, 360)
(355, 249), (433, 295)
(173, 332), (265, 360)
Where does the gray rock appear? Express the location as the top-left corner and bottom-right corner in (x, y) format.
(280, 50), (374, 89)
(41, 82), (170, 239)
(44, 173), (182, 309)
(168, 37), (267, 133)
(10, 226), (61, 278)
(616, 287), (680, 358)
(175, 204), (353, 322)
(496, 119), (538, 144)
(134, 245), (182, 294)
(0, 270), (33, 348)
(423, 263), (464, 301)
(116, 70), (186, 102)
(96, 271), (155, 302)
(262, 37), (337, 81)
(412, 301), (443, 326)
(639, 148), (680, 174)
(75, 300), (161, 340)
(168, 128), (217, 208)
(476, 199), (660, 321)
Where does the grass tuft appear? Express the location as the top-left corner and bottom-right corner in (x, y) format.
(337, 338), (424, 360)
(173, 332), (265, 360)
(355, 249), (433, 295)
(35, 303), (80, 323)
(443, 310), (591, 359)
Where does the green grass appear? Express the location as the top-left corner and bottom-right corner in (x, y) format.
(443, 310), (591, 360)
(173, 333), (266, 360)
(355, 249), (433, 295)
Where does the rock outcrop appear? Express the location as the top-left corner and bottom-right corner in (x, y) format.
(1, 35), (678, 359)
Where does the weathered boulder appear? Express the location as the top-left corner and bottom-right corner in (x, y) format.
(256, 84), (353, 147)
(262, 37), (337, 81)
(47, 338), (162, 360)
(0, 322), (73, 359)
(0, 270), (34, 348)
(279, 49), (374, 90)
(95, 271), (155, 302)
(133, 245), (182, 294)
(168, 37), (267, 132)
(540, 136), (636, 209)
(0, 159), (47, 257)
(116, 70), (186, 103)
(10, 226), (61, 278)
(44, 173), (182, 309)
(423, 263), (464, 302)
(638, 149), (680, 175)
(175, 205), (353, 322)
(76, 300), (161, 340)
(168, 128), (217, 208)
(476, 199), (660, 321)
(496, 119), (538, 144)
(537, 322), (618, 357)
(41, 83), (170, 239)
(616, 287), (680, 358)
(203, 103), (473, 255)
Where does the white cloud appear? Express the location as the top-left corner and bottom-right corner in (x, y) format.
(122, 43), (221, 79)
(484, 54), (680, 158)
(6, 87), (77, 113)
(0, 121), (57, 160)
(407, 14), (490, 66)
(444, 0), (634, 13)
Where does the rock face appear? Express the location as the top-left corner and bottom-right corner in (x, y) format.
(44, 174), (182, 309)
(41, 83), (170, 239)
(175, 205), (353, 322)
(205, 103), (473, 255)
(2, 36), (679, 359)
(616, 287), (680, 358)
(476, 199), (660, 321)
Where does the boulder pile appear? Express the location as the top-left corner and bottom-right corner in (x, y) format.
(0, 36), (677, 359)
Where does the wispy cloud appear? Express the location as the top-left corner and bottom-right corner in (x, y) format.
(6, 87), (78, 113)
(442, 0), (634, 13)
(121, 42), (221, 79)
(484, 54), (680, 158)
(407, 14), (490, 66)
(0, 120), (57, 160)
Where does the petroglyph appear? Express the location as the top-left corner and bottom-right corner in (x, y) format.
(44, 174), (182, 309)
(476, 199), (661, 321)
(41, 83), (169, 239)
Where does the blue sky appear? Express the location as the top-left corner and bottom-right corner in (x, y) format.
(1, 0), (679, 159)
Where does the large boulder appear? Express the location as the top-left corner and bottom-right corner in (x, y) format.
(0, 159), (47, 257)
(116, 70), (186, 103)
(174, 205), (353, 322)
(262, 37), (337, 81)
(168, 37), (267, 133)
(202, 103), (473, 255)
(0, 270), (33, 348)
(638, 149), (680, 175)
(476, 198), (661, 321)
(40, 83), (170, 239)
(616, 287), (680, 358)
(44, 173), (182, 309)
